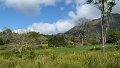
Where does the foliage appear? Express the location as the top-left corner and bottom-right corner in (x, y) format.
(87, 38), (99, 45)
(26, 32), (40, 38)
(107, 31), (120, 44)
(0, 37), (5, 45)
(116, 40), (120, 45)
(48, 35), (69, 47)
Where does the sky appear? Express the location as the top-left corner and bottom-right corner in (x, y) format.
(0, 0), (120, 34)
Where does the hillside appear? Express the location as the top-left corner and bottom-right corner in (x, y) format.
(65, 13), (120, 38)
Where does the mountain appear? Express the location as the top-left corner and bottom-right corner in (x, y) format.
(65, 13), (120, 38)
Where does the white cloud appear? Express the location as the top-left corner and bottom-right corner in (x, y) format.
(75, 0), (86, 5)
(68, 0), (120, 21)
(2, 0), (59, 15)
(76, 4), (100, 19)
(68, 11), (76, 19)
(27, 23), (56, 34)
(55, 20), (74, 33)
(68, 4), (100, 20)
(14, 20), (75, 34)
(39, 0), (59, 6)
(65, 0), (86, 5)
(14, 29), (29, 34)
(65, 0), (72, 5)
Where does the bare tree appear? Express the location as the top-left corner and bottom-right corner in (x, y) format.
(77, 18), (89, 46)
(13, 34), (32, 58)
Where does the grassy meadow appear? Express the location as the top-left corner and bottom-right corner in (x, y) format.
(0, 44), (120, 68)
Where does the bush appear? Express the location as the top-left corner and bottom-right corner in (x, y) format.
(40, 44), (48, 49)
(116, 40), (120, 45)
(115, 45), (120, 50)
(0, 38), (5, 45)
(48, 35), (69, 47)
(87, 38), (99, 45)
(107, 31), (120, 44)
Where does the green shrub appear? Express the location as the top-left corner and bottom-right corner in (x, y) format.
(116, 40), (120, 45)
(107, 31), (120, 44)
(115, 45), (120, 50)
(48, 35), (69, 47)
(0, 38), (5, 45)
(87, 38), (99, 45)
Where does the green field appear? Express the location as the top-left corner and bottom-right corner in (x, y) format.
(0, 45), (120, 68)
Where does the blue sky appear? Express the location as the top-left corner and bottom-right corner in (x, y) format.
(0, 0), (120, 34)
(0, 1), (74, 29)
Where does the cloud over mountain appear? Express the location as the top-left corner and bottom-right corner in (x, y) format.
(15, 20), (75, 34)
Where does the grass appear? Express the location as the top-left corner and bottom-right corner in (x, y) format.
(50, 46), (93, 53)
(49, 44), (118, 53)
(0, 44), (120, 68)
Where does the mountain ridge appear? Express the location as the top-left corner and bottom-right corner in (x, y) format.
(64, 13), (120, 37)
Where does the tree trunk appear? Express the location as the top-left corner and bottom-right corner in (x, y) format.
(104, 28), (107, 43)
(101, 15), (105, 52)
(105, 16), (110, 44)
(81, 37), (84, 46)
(101, 0), (105, 53)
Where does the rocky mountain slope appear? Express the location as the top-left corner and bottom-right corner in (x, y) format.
(65, 13), (120, 38)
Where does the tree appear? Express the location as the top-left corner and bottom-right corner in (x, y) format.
(12, 34), (34, 58)
(77, 18), (89, 46)
(13, 34), (28, 58)
(104, 0), (117, 43)
(12, 32), (47, 58)
(86, 0), (117, 52)
(2, 28), (12, 44)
